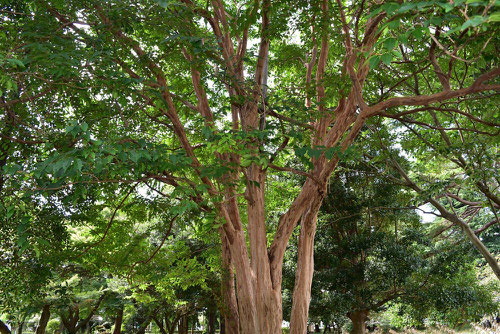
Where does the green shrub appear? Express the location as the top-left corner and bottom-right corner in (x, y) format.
(46, 319), (60, 334)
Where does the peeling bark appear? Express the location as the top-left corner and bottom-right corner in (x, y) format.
(220, 234), (240, 334)
(289, 194), (324, 334)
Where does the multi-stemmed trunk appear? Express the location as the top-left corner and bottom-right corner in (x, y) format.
(61, 295), (105, 334)
(289, 196), (324, 334)
(220, 175), (328, 334)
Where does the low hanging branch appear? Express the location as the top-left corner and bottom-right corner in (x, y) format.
(382, 144), (500, 280)
(127, 214), (179, 281)
(76, 183), (138, 257)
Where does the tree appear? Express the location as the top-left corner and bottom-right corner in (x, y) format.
(1, 1), (499, 332)
(283, 160), (499, 333)
(369, 113), (500, 279)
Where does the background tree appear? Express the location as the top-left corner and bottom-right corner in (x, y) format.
(283, 159), (499, 334)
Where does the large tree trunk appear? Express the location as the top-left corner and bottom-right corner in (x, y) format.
(220, 234), (240, 334)
(245, 166), (283, 334)
(289, 195), (323, 334)
(113, 307), (124, 334)
(36, 305), (51, 334)
(348, 311), (368, 334)
(0, 320), (11, 334)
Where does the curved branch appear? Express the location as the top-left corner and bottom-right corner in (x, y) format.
(267, 163), (322, 186)
(368, 67), (500, 114)
(76, 183), (138, 257)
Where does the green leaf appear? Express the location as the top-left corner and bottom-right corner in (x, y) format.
(369, 55), (380, 69)
(6, 206), (15, 219)
(383, 38), (398, 51)
(381, 53), (393, 66)
(412, 27), (427, 40)
(307, 147), (323, 159)
(294, 147), (307, 158)
(155, 0), (171, 9)
(6, 163), (22, 175)
(461, 16), (485, 30)
(241, 158), (252, 167)
(397, 32), (409, 45)
(74, 159), (83, 172)
(392, 49), (403, 60)
(130, 150), (141, 163)
(438, 3), (454, 12)
(382, 2), (400, 15)
(487, 12), (500, 22)
(388, 19), (400, 29)
(325, 147), (340, 160)
(81, 122), (88, 132)
(397, 2), (418, 13)
(7, 58), (25, 68)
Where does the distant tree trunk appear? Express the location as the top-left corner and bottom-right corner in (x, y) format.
(348, 310), (368, 334)
(36, 305), (51, 334)
(136, 316), (152, 334)
(61, 307), (79, 334)
(220, 317), (225, 334)
(206, 308), (216, 334)
(0, 320), (11, 334)
(113, 307), (124, 334)
(178, 315), (188, 334)
(57, 321), (64, 334)
(17, 321), (24, 334)
(152, 317), (167, 334)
